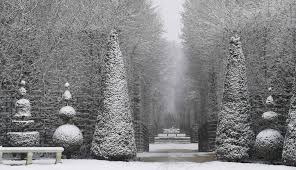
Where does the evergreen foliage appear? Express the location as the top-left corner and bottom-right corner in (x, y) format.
(255, 129), (283, 161)
(282, 79), (296, 166)
(182, 0), (296, 154)
(215, 35), (254, 162)
(91, 30), (136, 161)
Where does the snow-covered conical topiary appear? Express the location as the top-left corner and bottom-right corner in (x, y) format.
(282, 80), (296, 166)
(91, 29), (136, 161)
(215, 35), (254, 162)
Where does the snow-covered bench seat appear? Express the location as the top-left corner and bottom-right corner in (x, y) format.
(0, 147), (64, 165)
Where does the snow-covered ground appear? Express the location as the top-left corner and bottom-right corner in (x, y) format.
(0, 159), (294, 170)
(1, 144), (294, 170)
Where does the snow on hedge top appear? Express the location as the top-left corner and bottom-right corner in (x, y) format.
(16, 98), (30, 106)
(59, 106), (76, 118)
(54, 124), (82, 140)
(53, 124), (83, 148)
(262, 111), (278, 121)
(256, 129), (283, 145)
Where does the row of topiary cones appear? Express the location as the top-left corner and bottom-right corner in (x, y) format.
(215, 34), (296, 166)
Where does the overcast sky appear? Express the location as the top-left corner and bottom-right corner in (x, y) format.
(151, 0), (185, 44)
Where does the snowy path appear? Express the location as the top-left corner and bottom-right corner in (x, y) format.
(137, 143), (215, 162)
(149, 143), (199, 153)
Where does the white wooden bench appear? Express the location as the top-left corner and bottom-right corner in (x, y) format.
(0, 147), (64, 165)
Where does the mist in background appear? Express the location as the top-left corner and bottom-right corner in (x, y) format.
(151, 0), (184, 44)
(151, 0), (187, 129)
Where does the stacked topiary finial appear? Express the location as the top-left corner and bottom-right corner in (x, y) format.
(53, 82), (83, 158)
(254, 88), (284, 161)
(7, 80), (40, 146)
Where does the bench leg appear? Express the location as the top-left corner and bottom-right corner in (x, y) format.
(55, 152), (62, 164)
(26, 152), (33, 165)
(0, 152), (2, 164)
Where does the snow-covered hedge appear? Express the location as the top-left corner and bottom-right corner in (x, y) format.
(7, 131), (40, 147)
(12, 120), (34, 131)
(282, 95), (296, 166)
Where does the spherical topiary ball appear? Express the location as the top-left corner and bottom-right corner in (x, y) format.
(53, 124), (83, 152)
(59, 106), (76, 120)
(255, 129), (284, 160)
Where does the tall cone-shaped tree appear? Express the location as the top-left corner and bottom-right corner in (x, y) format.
(282, 78), (296, 166)
(91, 29), (136, 161)
(215, 35), (254, 162)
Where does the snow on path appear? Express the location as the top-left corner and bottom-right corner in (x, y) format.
(137, 152), (212, 158)
(0, 159), (294, 170)
(137, 143), (213, 162)
(149, 143), (198, 152)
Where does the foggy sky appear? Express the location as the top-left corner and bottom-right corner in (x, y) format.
(151, 0), (185, 44)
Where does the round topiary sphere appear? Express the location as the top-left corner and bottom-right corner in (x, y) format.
(59, 106), (76, 120)
(255, 129), (284, 160)
(53, 124), (83, 153)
